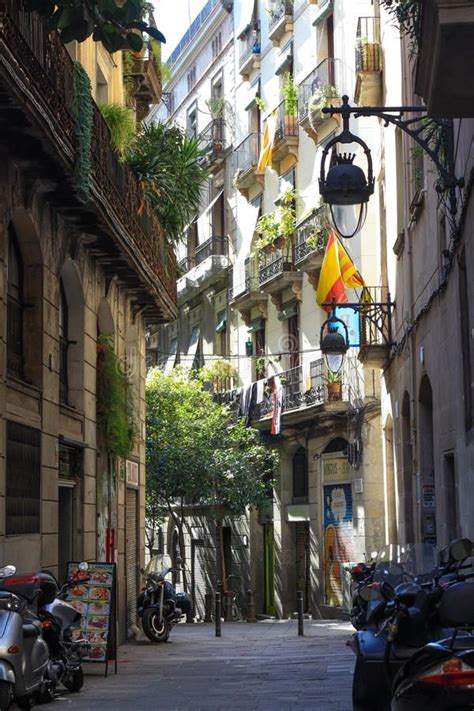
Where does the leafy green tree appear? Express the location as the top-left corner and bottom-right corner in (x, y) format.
(24, 0), (165, 53)
(145, 367), (277, 589)
(126, 123), (210, 245)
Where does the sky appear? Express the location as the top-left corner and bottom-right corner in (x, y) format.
(153, 0), (208, 62)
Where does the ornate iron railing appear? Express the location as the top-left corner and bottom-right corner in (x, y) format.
(239, 23), (261, 67)
(298, 59), (341, 122)
(274, 100), (299, 143)
(178, 257), (196, 274)
(234, 133), (260, 174)
(0, 1), (176, 310)
(268, 0), (293, 31)
(356, 17), (382, 73)
(195, 235), (229, 265)
(294, 206), (330, 264)
(255, 360), (327, 419)
(259, 244), (295, 286)
(199, 119), (228, 156)
(358, 286), (393, 348)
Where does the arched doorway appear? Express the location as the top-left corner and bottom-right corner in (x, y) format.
(401, 391), (415, 542)
(419, 376), (436, 544)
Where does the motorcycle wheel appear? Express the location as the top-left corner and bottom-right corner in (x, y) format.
(63, 668), (84, 693)
(35, 681), (56, 704)
(142, 609), (171, 643)
(0, 682), (12, 711)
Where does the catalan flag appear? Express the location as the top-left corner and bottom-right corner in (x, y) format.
(316, 231), (366, 311)
(257, 113), (276, 172)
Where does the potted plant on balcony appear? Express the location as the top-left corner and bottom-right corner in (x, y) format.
(324, 370), (343, 401)
(256, 211), (281, 252)
(309, 83), (340, 128)
(304, 208), (331, 250)
(282, 72), (298, 134)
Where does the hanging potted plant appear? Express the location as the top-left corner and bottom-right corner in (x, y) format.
(282, 72), (298, 134)
(324, 370), (343, 401)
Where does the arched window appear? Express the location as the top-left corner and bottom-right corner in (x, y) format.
(7, 224), (23, 378)
(293, 447), (308, 500)
(59, 278), (69, 403)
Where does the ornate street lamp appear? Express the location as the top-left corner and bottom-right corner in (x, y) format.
(319, 95), (463, 235)
(320, 302), (349, 373)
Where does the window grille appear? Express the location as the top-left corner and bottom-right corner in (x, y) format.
(6, 421), (41, 535)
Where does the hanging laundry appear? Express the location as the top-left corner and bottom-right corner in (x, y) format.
(271, 376), (283, 435)
(256, 378), (265, 404)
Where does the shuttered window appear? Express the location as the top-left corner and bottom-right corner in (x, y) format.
(6, 422), (41, 535)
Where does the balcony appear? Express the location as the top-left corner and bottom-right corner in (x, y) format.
(298, 59), (342, 142)
(354, 17), (382, 107)
(254, 358), (361, 427)
(294, 206), (330, 273)
(234, 133), (264, 199)
(268, 0), (294, 46)
(199, 119), (229, 167)
(272, 100), (299, 168)
(230, 259), (268, 325)
(123, 49), (162, 122)
(357, 286), (394, 368)
(0, 2), (176, 322)
(239, 23), (261, 80)
(258, 242), (303, 308)
(415, 0), (474, 117)
(177, 236), (230, 303)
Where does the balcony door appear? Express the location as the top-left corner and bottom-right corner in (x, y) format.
(288, 311), (300, 370)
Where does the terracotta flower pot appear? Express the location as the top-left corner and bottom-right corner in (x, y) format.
(327, 382), (342, 401)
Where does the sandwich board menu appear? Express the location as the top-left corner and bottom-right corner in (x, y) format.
(65, 562), (117, 676)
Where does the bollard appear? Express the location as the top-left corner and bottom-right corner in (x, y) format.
(246, 589), (257, 623)
(215, 592), (222, 637)
(204, 593), (213, 623)
(297, 591), (304, 636)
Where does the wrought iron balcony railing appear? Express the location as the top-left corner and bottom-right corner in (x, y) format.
(0, 1), (176, 318)
(178, 257), (196, 274)
(268, 0), (293, 32)
(239, 23), (261, 67)
(199, 119), (228, 158)
(274, 100), (299, 143)
(234, 133), (261, 175)
(195, 236), (229, 265)
(294, 206), (330, 264)
(356, 17), (382, 73)
(298, 58), (341, 122)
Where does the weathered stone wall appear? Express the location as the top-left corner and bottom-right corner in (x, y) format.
(0, 153), (146, 641)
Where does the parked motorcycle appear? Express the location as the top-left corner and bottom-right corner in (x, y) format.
(351, 539), (474, 711)
(347, 558), (377, 630)
(137, 559), (192, 643)
(36, 563), (91, 698)
(0, 565), (52, 711)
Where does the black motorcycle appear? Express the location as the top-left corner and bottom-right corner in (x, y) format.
(352, 539), (474, 711)
(36, 563), (90, 699)
(347, 559), (377, 630)
(137, 560), (192, 643)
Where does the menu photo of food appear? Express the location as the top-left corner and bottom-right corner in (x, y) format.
(87, 645), (107, 662)
(70, 584), (89, 599)
(89, 631), (108, 645)
(90, 570), (113, 586)
(90, 586), (111, 602)
(69, 600), (88, 614)
(88, 601), (110, 615)
(86, 615), (109, 631)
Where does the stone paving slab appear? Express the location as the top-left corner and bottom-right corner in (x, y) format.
(29, 620), (355, 710)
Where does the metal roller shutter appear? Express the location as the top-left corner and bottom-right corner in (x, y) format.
(126, 488), (138, 632)
(295, 522), (310, 612)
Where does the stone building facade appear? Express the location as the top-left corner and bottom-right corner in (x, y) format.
(0, 2), (176, 641)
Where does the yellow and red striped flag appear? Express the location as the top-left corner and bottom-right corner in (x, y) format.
(316, 231), (366, 311)
(257, 113), (276, 172)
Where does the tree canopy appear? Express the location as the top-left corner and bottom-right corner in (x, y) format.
(145, 366), (278, 554)
(25, 0), (165, 53)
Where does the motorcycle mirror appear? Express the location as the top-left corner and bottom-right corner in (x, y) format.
(0, 565), (16, 579)
(449, 538), (472, 562)
(78, 562), (89, 572)
(380, 581), (396, 602)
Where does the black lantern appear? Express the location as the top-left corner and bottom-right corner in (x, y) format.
(320, 304), (349, 374)
(319, 96), (374, 239)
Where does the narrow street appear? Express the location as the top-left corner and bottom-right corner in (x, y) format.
(54, 620), (354, 710)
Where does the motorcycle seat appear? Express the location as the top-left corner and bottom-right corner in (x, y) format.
(23, 621), (41, 638)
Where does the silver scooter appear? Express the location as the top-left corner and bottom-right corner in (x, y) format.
(0, 564), (51, 710)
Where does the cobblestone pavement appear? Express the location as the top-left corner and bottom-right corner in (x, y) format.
(51, 620), (354, 711)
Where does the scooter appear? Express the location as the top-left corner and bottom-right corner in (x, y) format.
(390, 538), (474, 710)
(37, 563), (90, 697)
(137, 559), (192, 643)
(347, 559), (377, 630)
(0, 565), (52, 711)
